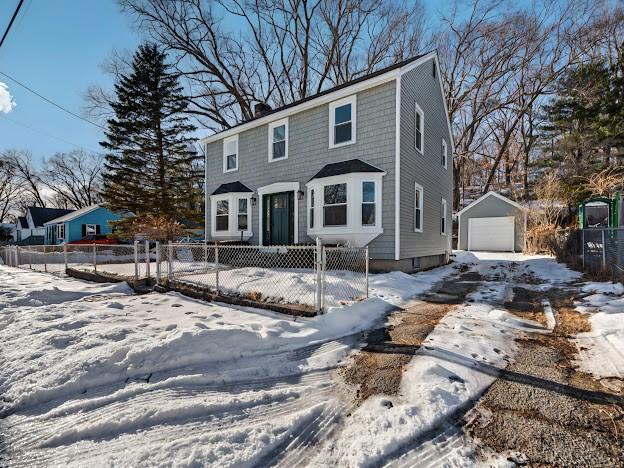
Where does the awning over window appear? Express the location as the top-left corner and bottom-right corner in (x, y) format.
(211, 181), (254, 195)
(308, 159), (385, 182)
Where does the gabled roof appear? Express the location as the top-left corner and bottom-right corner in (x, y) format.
(44, 204), (103, 225)
(211, 181), (254, 196)
(309, 159), (385, 182)
(18, 216), (28, 228)
(28, 207), (74, 227)
(456, 191), (525, 217)
(202, 51), (442, 145)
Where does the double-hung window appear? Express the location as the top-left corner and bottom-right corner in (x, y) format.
(323, 183), (347, 226)
(237, 199), (248, 231)
(216, 200), (229, 231)
(86, 224), (97, 236)
(441, 198), (447, 235)
(309, 189), (315, 229)
(57, 224), (65, 240)
(361, 181), (376, 226)
(268, 119), (288, 161)
(223, 135), (238, 172)
(329, 96), (356, 148)
(415, 102), (424, 153)
(414, 183), (424, 232)
(441, 139), (448, 169)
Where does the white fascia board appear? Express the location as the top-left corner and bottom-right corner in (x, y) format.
(456, 191), (526, 218)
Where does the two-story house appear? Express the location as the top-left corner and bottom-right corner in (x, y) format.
(202, 51), (453, 272)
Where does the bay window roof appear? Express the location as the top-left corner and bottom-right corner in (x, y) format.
(211, 181), (254, 196)
(309, 159), (385, 181)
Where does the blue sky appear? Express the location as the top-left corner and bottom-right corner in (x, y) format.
(0, 0), (142, 165)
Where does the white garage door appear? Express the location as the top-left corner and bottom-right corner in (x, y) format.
(468, 216), (515, 252)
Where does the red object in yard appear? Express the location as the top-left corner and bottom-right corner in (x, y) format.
(67, 235), (118, 245)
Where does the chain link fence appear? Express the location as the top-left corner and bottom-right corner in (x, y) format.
(581, 228), (624, 282)
(0, 241), (369, 312)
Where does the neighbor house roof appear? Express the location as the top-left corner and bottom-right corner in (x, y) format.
(28, 207), (74, 227)
(201, 51), (448, 146)
(456, 191), (525, 217)
(44, 204), (102, 225)
(308, 159), (385, 182)
(211, 181), (254, 195)
(18, 217), (28, 229)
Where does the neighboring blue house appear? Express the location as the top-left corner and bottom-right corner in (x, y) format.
(44, 204), (126, 244)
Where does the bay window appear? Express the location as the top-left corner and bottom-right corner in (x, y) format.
(237, 199), (248, 230)
(216, 200), (229, 231)
(361, 181), (376, 226)
(324, 183), (347, 226)
(309, 189), (315, 229)
(210, 189), (253, 240)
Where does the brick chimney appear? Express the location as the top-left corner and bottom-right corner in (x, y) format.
(254, 102), (272, 118)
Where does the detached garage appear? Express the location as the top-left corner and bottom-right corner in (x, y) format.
(457, 192), (526, 252)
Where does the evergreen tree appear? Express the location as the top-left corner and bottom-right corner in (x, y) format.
(100, 43), (200, 221)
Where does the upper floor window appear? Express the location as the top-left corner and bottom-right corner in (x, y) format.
(324, 183), (347, 226)
(223, 135), (238, 172)
(268, 118), (288, 161)
(415, 102), (424, 153)
(441, 198), (447, 235)
(442, 139), (448, 169)
(362, 181), (376, 226)
(329, 95), (356, 148)
(216, 200), (229, 231)
(414, 183), (423, 232)
(237, 199), (248, 231)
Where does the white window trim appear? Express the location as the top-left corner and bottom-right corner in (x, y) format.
(414, 102), (424, 154)
(361, 181), (377, 227)
(306, 172), (384, 247)
(441, 198), (447, 236)
(414, 183), (424, 233)
(210, 191), (253, 239)
(223, 135), (239, 173)
(237, 198), (249, 231)
(442, 138), (448, 169)
(268, 118), (289, 162)
(329, 95), (357, 149)
(257, 181), (300, 246)
(323, 182), (348, 227)
(86, 224), (97, 235)
(57, 223), (65, 240)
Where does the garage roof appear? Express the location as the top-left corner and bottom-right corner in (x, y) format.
(457, 191), (525, 217)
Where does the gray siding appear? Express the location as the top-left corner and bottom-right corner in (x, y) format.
(206, 80), (397, 259)
(399, 59), (453, 259)
(458, 195), (526, 251)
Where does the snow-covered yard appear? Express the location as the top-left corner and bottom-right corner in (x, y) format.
(0, 251), (621, 466)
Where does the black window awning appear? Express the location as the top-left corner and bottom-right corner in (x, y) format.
(211, 181), (254, 195)
(309, 159), (385, 182)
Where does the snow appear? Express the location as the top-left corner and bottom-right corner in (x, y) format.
(573, 281), (624, 379)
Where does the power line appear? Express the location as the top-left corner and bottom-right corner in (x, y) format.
(0, 113), (101, 153)
(0, 0), (25, 50)
(0, 71), (107, 131)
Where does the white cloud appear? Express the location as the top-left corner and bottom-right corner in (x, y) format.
(0, 82), (16, 113)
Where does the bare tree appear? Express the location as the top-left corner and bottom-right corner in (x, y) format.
(0, 149), (46, 208)
(41, 150), (104, 209)
(0, 160), (22, 221)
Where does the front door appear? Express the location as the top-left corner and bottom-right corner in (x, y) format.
(263, 191), (295, 245)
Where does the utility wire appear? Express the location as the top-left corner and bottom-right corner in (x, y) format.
(0, 0), (25, 50)
(0, 71), (107, 131)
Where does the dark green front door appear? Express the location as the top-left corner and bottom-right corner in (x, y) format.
(263, 191), (294, 245)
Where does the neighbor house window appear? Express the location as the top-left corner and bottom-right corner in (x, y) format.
(323, 183), (347, 226)
(86, 224), (97, 236)
(414, 183), (424, 232)
(309, 189), (315, 229)
(415, 102), (424, 153)
(329, 95), (356, 148)
(361, 181), (376, 226)
(223, 135), (238, 172)
(441, 198), (447, 235)
(216, 200), (229, 231)
(441, 139), (448, 169)
(237, 198), (248, 231)
(268, 119), (288, 161)
(57, 224), (65, 240)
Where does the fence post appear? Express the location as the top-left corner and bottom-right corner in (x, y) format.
(365, 246), (369, 299)
(29, 248), (32, 270)
(15, 246), (19, 268)
(64, 243), (68, 272)
(321, 245), (326, 313)
(315, 238), (322, 312)
(215, 243), (220, 293)
(145, 240), (151, 279)
(602, 229), (606, 268)
(204, 242), (208, 267)
(167, 242), (173, 280)
(43, 245), (47, 273)
(93, 244), (97, 272)
(134, 240), (139, 281)
(155, 241), (161, 284)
